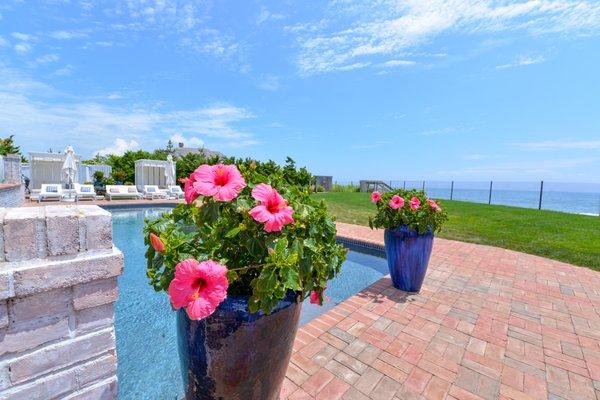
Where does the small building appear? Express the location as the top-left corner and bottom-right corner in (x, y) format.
(173, 142), (224, 159)
(315, 176), (333, 191)
(134, 159), (176, 190)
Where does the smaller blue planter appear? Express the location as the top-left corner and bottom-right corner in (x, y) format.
(384, 226), (434, 293)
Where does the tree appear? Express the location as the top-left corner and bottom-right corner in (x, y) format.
(0, 135), (22, 156)
(166, 139), (175, 155)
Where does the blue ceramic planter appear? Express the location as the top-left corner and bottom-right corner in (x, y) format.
(176, 291), (302, 400)
(384, 226), (434, 293)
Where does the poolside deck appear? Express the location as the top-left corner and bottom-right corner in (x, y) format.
(281, 222), (600, 400)
(22, 197), (184, 208)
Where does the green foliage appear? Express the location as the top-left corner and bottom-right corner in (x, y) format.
(368, 189), (448, 234)
(92, 171), (104, 183)
(0, 135), (22, 157)
(175, 152), (220, 182)
(144, 159), (346, 314)
(331, 183), (359, 193)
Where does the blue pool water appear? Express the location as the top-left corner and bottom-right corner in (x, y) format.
(111, 207), (388, 399)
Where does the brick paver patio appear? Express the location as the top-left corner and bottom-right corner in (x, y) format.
(281, 222), (600, 400)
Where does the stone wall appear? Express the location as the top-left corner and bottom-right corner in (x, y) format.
(0, 185), (24, 208)
(0, 205), (123, 399)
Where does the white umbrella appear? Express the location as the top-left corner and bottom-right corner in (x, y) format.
(62, 146), (77, 197)
(165, 154), (176, 186)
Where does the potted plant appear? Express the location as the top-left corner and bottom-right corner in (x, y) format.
(144, 159), (346, 400)
(369, 189), (448, 293)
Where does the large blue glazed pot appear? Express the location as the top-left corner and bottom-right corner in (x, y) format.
(384, 225), (434, 293)
(176, 290), (302, 400)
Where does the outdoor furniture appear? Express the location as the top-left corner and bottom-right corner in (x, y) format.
(105, 185), (144, 200)
(74, 184), (97, 201)
(143, 185), (167, 200)
(38, 184), (63, 203)
(168, 185), (184, 199)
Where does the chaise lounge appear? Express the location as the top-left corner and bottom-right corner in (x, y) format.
(38, 184), (63, 203)
(74, 183), (97, 202)
(105, 185), (144, 200)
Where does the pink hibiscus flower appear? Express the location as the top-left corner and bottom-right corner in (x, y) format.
(409, 196), (421, 210)
(180, 177), (199, 205)
(168, 259), (229, 320)
(149, 233), (165, 253)
(427, 199), (441, 212)
(371, 191), (382, 203)
(389, 195), (404, 210)
(249, 183), (294, 232)
(190, 164), (246, 202)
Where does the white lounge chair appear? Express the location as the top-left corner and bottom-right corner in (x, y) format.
(167, 185), (184, 199)
(143, 185), (167, 200)
(74, 184), (97, 202)
(38, 184), (63, 203)
(105, 185), (144, 200)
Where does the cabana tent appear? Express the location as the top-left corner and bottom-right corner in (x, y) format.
(134, 159), (176, 190)
(29, 152), (81, 190)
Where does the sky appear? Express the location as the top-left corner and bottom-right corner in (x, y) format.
(0, 0), (599, 183)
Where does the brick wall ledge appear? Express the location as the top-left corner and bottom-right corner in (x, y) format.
(0, 183), (21, 190)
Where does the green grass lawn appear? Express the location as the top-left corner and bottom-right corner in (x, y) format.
(313, 192), (600, 271)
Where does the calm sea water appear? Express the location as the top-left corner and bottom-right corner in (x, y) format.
(111, 207), (387, 400)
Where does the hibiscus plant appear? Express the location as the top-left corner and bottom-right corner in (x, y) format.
(144, 158), (346, 320)
(368, 189), (449, 234)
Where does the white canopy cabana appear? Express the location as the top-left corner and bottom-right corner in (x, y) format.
(77, 164), (112, 183)
(29, 152), (81, 190)
(135, 159), (176, 190)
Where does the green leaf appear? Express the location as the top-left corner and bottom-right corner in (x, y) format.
(284, 268), (301, 290)
(225, 227), (241, 238)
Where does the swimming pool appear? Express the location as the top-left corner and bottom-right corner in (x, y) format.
(111, 207), (388, 399)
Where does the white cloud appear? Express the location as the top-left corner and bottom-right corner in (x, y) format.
(257, 7), (285, 24)
(48, 30), (88, 40)
(51, 65), (75, 77)
(96, 138), (140, 156)
(514, 139), (600, 150)
(14, 42), (32, 54)
(496, 54), (546, 69)
(11, 32), (32, 41)
(257, 74), (281, 91)
(0, 67), (257, 157)
(378, 59), (417, 68)
(170, 133), (204, 148)
(0, 36), (8, 47)
(35, 54), (60, 64)
(107, 92), (123, 100)
(294, 0), (600, 74)
(418, 127), (456, 136)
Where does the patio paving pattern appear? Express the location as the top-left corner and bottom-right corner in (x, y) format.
(281, 222), (600, 400)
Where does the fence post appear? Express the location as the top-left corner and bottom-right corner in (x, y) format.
(488, 181), (493, 205)
(450, 181), (454, 200)
(389, 180), (392, 189)
(403, 181), (406, 189)
(538, 180), (544, 210)
(422, 180), (425, 191)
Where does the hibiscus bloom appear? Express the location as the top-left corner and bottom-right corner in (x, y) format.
(371, 191), (382, 203)
(409, 196), (421, 210)
(149, 233), (165, 253)
(389, 195), (404, 210)
(190, 164), (246, 202)
(181, 177), (199, 204)
(249, 183), (294, 232)
(427, 199), (441, 212)
(168, 259), (229, 320)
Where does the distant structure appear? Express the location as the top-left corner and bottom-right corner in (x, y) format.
(315, 176), (333, 191)
(359, 180), (392, 193)
(173, 142), (224, 159)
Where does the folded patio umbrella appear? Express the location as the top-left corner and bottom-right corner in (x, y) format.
(62, 146), (77, 195)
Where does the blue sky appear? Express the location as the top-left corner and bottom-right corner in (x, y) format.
(0, 0), (599, 182)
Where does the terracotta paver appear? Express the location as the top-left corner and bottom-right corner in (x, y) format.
(282, 222), (600, 400)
